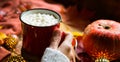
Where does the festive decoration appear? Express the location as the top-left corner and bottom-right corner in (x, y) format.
(6, 53), (26, 62)
(4, 35), (18, 51)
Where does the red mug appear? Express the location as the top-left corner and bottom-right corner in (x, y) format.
(20, 8), (61, 58)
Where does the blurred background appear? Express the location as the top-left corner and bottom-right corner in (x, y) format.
(0, 0), (120, 62)
(0, 0), (120, 35)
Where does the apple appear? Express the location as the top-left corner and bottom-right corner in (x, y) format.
(82, 19), (120, 61)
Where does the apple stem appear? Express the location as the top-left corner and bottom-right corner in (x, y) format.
(103, 26), (110, 29)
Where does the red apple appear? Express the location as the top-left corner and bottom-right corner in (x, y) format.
(82, 19), (120, 61)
